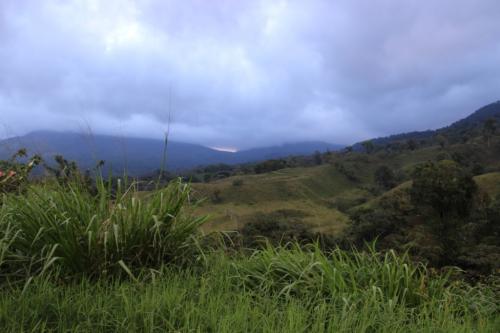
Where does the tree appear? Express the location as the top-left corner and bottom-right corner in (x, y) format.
(410, 160), (477, 263)
(411, 160), (476, 220)
(374, 165), (396, 189)
(482, 118), (497, 147)
(386, 142), (403, 153)
(343, 146), (353, 153)
(334, 162), (358, 182)
(435, 134), (447, 149)
(44, 155), (81, 184)
(361, 140), (375, 154)
(406, 139), (417, 151)
(313, 151), (322, 165)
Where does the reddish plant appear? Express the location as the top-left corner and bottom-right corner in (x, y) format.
(0, 150), (41, 194)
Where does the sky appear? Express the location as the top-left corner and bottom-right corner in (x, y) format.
(1, 0), (499, 150)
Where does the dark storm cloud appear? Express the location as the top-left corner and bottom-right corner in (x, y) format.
(1, 0), (499, 148)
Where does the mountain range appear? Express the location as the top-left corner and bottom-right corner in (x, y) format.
(0, 131), (342, 175)
(1, 101), (499, 176)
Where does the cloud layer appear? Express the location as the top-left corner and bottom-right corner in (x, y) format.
(1, 0), (500, 148)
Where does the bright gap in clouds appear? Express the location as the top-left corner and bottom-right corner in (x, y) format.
(210, 147), (238, 153)
(104, 22), (143, 52)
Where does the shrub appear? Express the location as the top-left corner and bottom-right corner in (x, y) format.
(254, 159), (287, 174)
(232, 179), (244, 187)
(239, 210), (336, 250)
(211, 189), (222, 203)
(334, 162), (359, 182)
(331, 196), (368, 213)
(347, 207), (405, 246)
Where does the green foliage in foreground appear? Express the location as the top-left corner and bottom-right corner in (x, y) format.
(0, 247), (498, 332)
(0, 178), (206, 281)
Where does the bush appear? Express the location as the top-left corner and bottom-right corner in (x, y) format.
(254, 159), (288, 174)
(239, 210), (335, 249)
(334, 162), (359, 182)
(232, 179), (244, 187)
(331, 196), (368, 213)
(348, 208), (400, 241)
(211, 189), (222, 203)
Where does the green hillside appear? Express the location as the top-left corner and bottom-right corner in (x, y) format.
(194, 135), (500, 235)
(193, 165), (356, 234)
(191, 128), (500, 274)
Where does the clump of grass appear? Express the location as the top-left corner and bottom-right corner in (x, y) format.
(233, 243), (459, 305)
(231, 243), (499, 330)
(0, 177), (206, 280)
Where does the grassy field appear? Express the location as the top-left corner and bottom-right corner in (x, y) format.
(193, 164), (363, 234)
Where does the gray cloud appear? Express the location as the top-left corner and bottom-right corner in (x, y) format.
(1, 0), (499, 149)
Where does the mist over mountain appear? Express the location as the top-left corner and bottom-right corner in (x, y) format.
(0, 131), (342, 175)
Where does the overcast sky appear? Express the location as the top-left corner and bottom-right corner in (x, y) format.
(1, 0), (499, 149)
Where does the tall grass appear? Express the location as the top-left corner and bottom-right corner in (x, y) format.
(233, 243), (447, 305)
(0, 250), (498, 332)
(0, 177), (206, 280)
(232, 243), (499, 327)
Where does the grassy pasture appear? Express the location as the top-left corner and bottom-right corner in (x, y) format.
(193, 165), (361, 234)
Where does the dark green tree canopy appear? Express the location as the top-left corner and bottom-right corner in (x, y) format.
(482, 118), (497, 147)
(410, 160), (477, 219)
(361, 140), (375, 154)
(374, 165), (396, 189)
